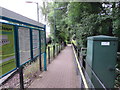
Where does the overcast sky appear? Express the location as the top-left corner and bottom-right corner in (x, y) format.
(0, 0), (51, 32)
(0, 0), (43, 21)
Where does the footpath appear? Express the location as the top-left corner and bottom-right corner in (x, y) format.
(29, 45), (80, 88)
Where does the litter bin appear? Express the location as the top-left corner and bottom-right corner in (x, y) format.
(86, 35), (118, 88)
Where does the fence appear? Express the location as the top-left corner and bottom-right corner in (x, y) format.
(73, 44), (120, 88)
(72, 43), (108, 89)
(47, 43), (65, 64)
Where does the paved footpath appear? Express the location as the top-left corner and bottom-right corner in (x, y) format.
(29, 45), (80, 88)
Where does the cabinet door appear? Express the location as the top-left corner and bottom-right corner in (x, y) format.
(92, 41), (117, 88)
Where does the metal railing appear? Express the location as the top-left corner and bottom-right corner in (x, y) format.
(47, 43), (65, 64)
(72, 43), (107, 89)
(72, 44), (89, 88)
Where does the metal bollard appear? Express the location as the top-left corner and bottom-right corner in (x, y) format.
(39, 54), (42, 71)
(53, 45), (55, 58)
(19, 66), (24, 90)
(48, 46), (50, 64)
(56, 45), (58, 55)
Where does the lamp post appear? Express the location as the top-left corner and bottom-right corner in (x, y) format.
(54, 7), (66, 43)
(26, 1), (39, 22)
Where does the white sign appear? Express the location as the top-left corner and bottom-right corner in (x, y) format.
(101, 42), (110, 46)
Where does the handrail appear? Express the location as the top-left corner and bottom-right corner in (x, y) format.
(83, 58), (107, 90)
(72, 45), (89, 88)
(80, 46), (107, 89)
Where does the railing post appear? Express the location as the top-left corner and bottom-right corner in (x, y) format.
(57, 45), (59, 54)
(44, 25), (47, 71)
(55, 45), (56, 56)
(55, 44), (56, 56)
(59, 44), (61, 53)
(77, 48), (79, 58)
(53, 45), (55, 58)
(14, 26), (20, 67)
(19, 66), (24, 89)
(58, 44), (59, 54)
(61, 43), (62, 50)
(60, 43), (62, 51)
(78, 49), (80, 60)
(39, 30), (42, 71)
(53, 45), (54, 59)
(56, 45), (58, 55)
(30, 28), (33, 60)
(48, 46), (50, 64)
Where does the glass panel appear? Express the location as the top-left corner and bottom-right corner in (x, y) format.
(18, 27), (31, 65)
(41, 31), (45, 53)
(32, 29), (39, 57)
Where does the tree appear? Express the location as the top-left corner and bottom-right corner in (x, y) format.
(41, 2), (120, 51)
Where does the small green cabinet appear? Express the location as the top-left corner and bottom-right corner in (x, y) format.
(86, 35), (118, 88)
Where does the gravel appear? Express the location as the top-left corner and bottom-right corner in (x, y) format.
(0, 64), (42, 89)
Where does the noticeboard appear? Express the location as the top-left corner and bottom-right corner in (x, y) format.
(41, 31), (45, 53)
(32, 29), (39, 57)
(18, 27), (31, 65)
(0, 8), (46, 78)
(0, 24), (16, 76)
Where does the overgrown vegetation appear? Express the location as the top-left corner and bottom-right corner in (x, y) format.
(41, 2), (120, 51)
(41, 2), (120, 88)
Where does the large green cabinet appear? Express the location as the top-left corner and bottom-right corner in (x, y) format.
(86, 35), (118, 88)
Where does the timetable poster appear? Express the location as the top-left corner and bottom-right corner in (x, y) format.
(0, 24), (16, 76)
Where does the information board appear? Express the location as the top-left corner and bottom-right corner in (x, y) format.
(32, 30), (39, 57)
(18, 27), (31, 65)
(0, 24), (16, 76)
(41, 31), (45, 53)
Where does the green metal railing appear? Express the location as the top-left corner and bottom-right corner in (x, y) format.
(47, 43), (64, 64)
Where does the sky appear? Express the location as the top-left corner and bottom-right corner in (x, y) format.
(0, 0), (43, 21)
(0, 0), (50, 33)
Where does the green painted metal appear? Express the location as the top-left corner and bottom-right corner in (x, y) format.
(30, 28), (33, 59)
(44, 25), (47, 71)
(39, 30), (42, 71)
(14, 25), (20, 67)
(44, 52), (47, 71)
(86, 35), (118, 88)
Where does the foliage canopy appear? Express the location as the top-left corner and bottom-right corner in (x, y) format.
(41, 2), (120, 51)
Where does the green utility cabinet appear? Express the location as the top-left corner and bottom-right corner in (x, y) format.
(86, 35), (118, 88)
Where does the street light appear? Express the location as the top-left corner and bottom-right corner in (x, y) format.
(26, 1), (39, 22)
(54, 6), (66, 43)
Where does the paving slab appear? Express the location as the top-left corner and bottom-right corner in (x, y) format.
(28, 45), (80, 88)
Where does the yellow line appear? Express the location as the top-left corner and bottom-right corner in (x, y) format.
(72, 45), (88, 88)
